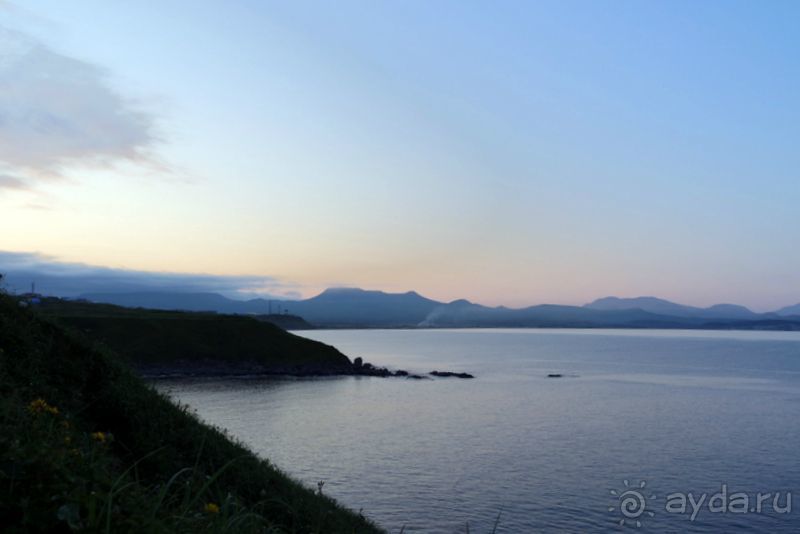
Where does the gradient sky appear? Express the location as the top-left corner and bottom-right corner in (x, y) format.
(1, 0), (799, 310)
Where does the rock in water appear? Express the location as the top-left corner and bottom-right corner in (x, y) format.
(429, 370), (475, 379)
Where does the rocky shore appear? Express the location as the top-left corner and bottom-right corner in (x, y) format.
(139, 356), (474, 380)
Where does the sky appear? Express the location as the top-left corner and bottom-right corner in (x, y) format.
(0, 1), (799, 310)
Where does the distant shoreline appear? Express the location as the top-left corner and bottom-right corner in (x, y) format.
(290, 321), (800, 332)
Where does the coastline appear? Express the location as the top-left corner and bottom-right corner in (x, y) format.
(137, 360), (474, 380)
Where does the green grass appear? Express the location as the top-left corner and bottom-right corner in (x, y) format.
(35, 297), (351, 372)
(0, 294), (383, 533)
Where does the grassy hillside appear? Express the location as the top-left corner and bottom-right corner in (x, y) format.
(35, 298), (352, 375)
(0, 293), (382, 533)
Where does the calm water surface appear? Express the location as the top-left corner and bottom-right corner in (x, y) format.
(156, 329), (800, 532)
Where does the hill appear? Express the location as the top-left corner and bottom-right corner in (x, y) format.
(254, 313), (315, 330)
(35, 297), (353, 377)
(79, 291), (285, 315)
(584, 296), (760, 319)
(0, 292), (382, 532)
(776, 303), (800, 317)
(284, 288), (441, 326)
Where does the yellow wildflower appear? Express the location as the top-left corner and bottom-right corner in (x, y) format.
(91, 431), (107, 443)
(28, 398), (59, 415)
(204, 502), (220, 514)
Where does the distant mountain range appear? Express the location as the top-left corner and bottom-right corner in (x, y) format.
(584, 296), (760, 320)
(776, 303), (800, 316)
(79, 288), (800, 330)
(80, 288), (440, 326)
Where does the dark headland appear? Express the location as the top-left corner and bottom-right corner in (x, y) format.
(33, 296), (473, 379)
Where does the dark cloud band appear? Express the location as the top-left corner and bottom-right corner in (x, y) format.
(0, 251), (299, 299)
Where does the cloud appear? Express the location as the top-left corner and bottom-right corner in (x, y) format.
(0, 251), (301, 300)
(0, 173), (27, 190)
(0, 25), (161, 190)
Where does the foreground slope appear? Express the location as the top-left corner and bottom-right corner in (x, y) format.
(0, 294), (382, 533)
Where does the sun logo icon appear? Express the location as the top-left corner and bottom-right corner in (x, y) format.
(609, 479), (656, 527)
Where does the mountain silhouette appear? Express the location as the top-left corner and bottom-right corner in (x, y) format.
(584, 296), (760, 320)
(79, 289), (800, 330)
